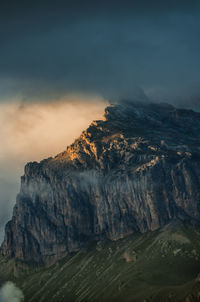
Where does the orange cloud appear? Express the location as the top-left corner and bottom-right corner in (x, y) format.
(0, 96), (107, 164)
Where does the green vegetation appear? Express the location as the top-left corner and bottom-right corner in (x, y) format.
(1, 220), (200, 302)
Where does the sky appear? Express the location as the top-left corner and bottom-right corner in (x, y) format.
(1, 0), (200, 104)
(1, 0), (200, 241)
(0, 98), (107, 242)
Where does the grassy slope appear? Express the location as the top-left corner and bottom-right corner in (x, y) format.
(1, 220), (200, 302)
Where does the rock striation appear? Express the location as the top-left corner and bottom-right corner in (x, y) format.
(1, 101), (200, 264)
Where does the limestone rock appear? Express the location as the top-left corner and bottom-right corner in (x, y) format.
(1, 101), (200, 264)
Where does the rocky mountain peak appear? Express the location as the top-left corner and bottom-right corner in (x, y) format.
(1, 101), (200, 265)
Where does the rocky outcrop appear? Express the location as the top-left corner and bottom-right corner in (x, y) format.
(1, 101), (200, 264)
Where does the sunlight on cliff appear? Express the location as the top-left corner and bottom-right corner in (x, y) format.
(0, 95), (108, 242)
(0, 96), (107, 163)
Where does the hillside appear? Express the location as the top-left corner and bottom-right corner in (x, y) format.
(1, 220), (200, 301)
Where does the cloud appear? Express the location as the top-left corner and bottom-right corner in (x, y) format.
(0, 282), (24, 302)
(0, 96), (108, 242)
(1, 1), (200, 102)
(0, 96), (107, 162)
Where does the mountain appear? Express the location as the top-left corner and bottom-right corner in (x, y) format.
(1, 101), (200, 266)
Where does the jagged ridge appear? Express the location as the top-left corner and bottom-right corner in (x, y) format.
(1, 101), (200, 264)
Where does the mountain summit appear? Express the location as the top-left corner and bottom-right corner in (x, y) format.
(1, 101), (200, 265)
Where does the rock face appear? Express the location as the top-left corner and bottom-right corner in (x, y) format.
(1, 101), (200, 264)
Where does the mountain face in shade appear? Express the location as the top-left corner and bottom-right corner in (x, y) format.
(1, 101), (200, 265)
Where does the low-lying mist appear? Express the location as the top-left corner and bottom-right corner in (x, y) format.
(0, 96), (107, 242)
(0, 282), (24, 302)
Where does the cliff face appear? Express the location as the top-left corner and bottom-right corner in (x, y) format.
(1, 101), (200, 264)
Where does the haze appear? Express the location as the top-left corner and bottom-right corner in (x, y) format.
(0, 97), (107, 242)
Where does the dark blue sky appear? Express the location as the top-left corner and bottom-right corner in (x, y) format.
(1, 0), (200, 107)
